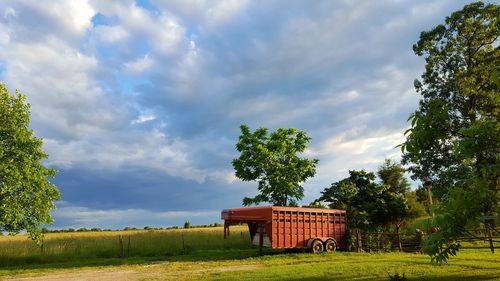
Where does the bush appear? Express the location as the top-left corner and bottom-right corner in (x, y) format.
(388, 273), (407, 281)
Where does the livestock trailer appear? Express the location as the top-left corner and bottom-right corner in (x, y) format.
(221, 206), (347, 253)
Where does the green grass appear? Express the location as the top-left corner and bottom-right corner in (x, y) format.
(200, 251), (500, 281)
(0, 226), (499, 280)
(1, 250), (498, 280)
(0, 226), (251, 265)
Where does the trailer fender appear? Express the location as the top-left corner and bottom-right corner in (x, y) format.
(306, 238), (323, 249)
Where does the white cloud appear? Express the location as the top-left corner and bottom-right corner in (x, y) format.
(43, 126), (231, 184)
(124, 54), (154, 74)
(308, 129), (404, 158)
(52, 203), (219, 228)
(89, 1), (186, 56)
(206, 0), (249, 26)
(4, 0), (94, 42)
(0, 37), (124, 139)
(94, 25), (130, 43)
(3, 7), (16, 18)
(301, 128), (406, 200)
(131, 113), (156, 125)
(152, 0), (249, 27)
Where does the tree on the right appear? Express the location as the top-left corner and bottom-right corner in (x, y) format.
(400, 2), (499, 262)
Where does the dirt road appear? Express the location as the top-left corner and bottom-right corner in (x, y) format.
(3, 264), (260, 281)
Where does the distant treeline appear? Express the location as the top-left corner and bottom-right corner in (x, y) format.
(39, 222), (223, 233)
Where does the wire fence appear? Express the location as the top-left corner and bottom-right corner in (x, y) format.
(352, 226), (500, 253)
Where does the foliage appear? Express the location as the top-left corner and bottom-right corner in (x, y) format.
(404, 192), (428, 219)
(184, 221), (191, 229)
(317, 170), (374, 229)
(377, 159), (410, 194)
(232, 124), (318, 206)
(400, 2), (500, 262)
(302, 201), (327, 209)
(422, 179), (496, 263)
(374, 160), (414, 230)
(318, 161), (421, 233)
(414, 186), (434, 213)
(388, 273), (407, 281)
(0, 83), (60, 242)
(401, 2), (499, 198)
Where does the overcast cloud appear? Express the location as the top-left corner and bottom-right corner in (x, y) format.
(0, 0), (470, 229)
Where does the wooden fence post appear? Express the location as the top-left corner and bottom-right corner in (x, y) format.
(182, 234), (185, 252)
(118, 235), (124, 257)
(127, 236), (131, 257)
(486, 223), (494, 254)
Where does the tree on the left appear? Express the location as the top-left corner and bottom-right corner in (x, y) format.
(0, 83), (60, 242)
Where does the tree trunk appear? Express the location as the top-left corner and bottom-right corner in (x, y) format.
(356, 229), (362, 252)
(396, 224), (402, 252)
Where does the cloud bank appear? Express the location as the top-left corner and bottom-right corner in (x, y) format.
(0, 0), (466, 229)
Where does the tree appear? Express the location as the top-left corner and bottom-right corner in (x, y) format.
(400, 2), (499, 262)
(375, 160), (416, 250)
(318, 161), (421, 250)
(405, 191), (428, 219)
(232, 124), (318, 206)
(303, 201), (327, 209)
(317, 170), (377, 230)
(377, 159), (410, 194)
(0, 83), (60, 242)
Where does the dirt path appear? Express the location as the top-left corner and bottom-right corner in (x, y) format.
(4, 269), (141, 281)
(2, 264), (261, 281)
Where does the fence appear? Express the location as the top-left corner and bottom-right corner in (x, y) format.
(458, 226), (500, 253)
(353, 226), (500, 253)
(354, 230), (420, 253)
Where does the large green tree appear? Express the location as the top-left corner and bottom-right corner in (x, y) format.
(318, 161), (420, 232)
(400, 2), (499, 262)
(317, 170), (376, 230)
(402, 2), (499, 198)
(232, 124), (318, 206)
(0, 83), (60, 242)
(318, 163), (424, 251)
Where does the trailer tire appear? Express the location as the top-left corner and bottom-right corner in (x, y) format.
(311, 239), (324, 253)
(324, 239), (337, 253)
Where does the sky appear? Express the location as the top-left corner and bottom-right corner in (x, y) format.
(0, 0), (472, 229)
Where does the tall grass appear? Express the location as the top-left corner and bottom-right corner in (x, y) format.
(0, 226), (251, 265)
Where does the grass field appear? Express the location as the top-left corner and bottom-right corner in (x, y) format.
(0, 226), (499, 280)
(0, 250), (499, 280)
(0, 226), (251, 265)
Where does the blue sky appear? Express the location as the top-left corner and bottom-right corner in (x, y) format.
(0, 0), (471, 229)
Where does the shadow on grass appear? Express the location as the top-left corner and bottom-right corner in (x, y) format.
(0, 248), (286, 273)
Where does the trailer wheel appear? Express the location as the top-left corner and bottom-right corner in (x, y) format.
(311, 240), (324, 253)
(324, 239), (337, 253)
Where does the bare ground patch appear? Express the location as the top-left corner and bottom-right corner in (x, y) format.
(2, 264), (262, 281)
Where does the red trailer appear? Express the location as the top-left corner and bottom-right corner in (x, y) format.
(221, 206), (347, 253)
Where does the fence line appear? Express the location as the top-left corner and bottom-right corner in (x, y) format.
(355, 227), (500, 253)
